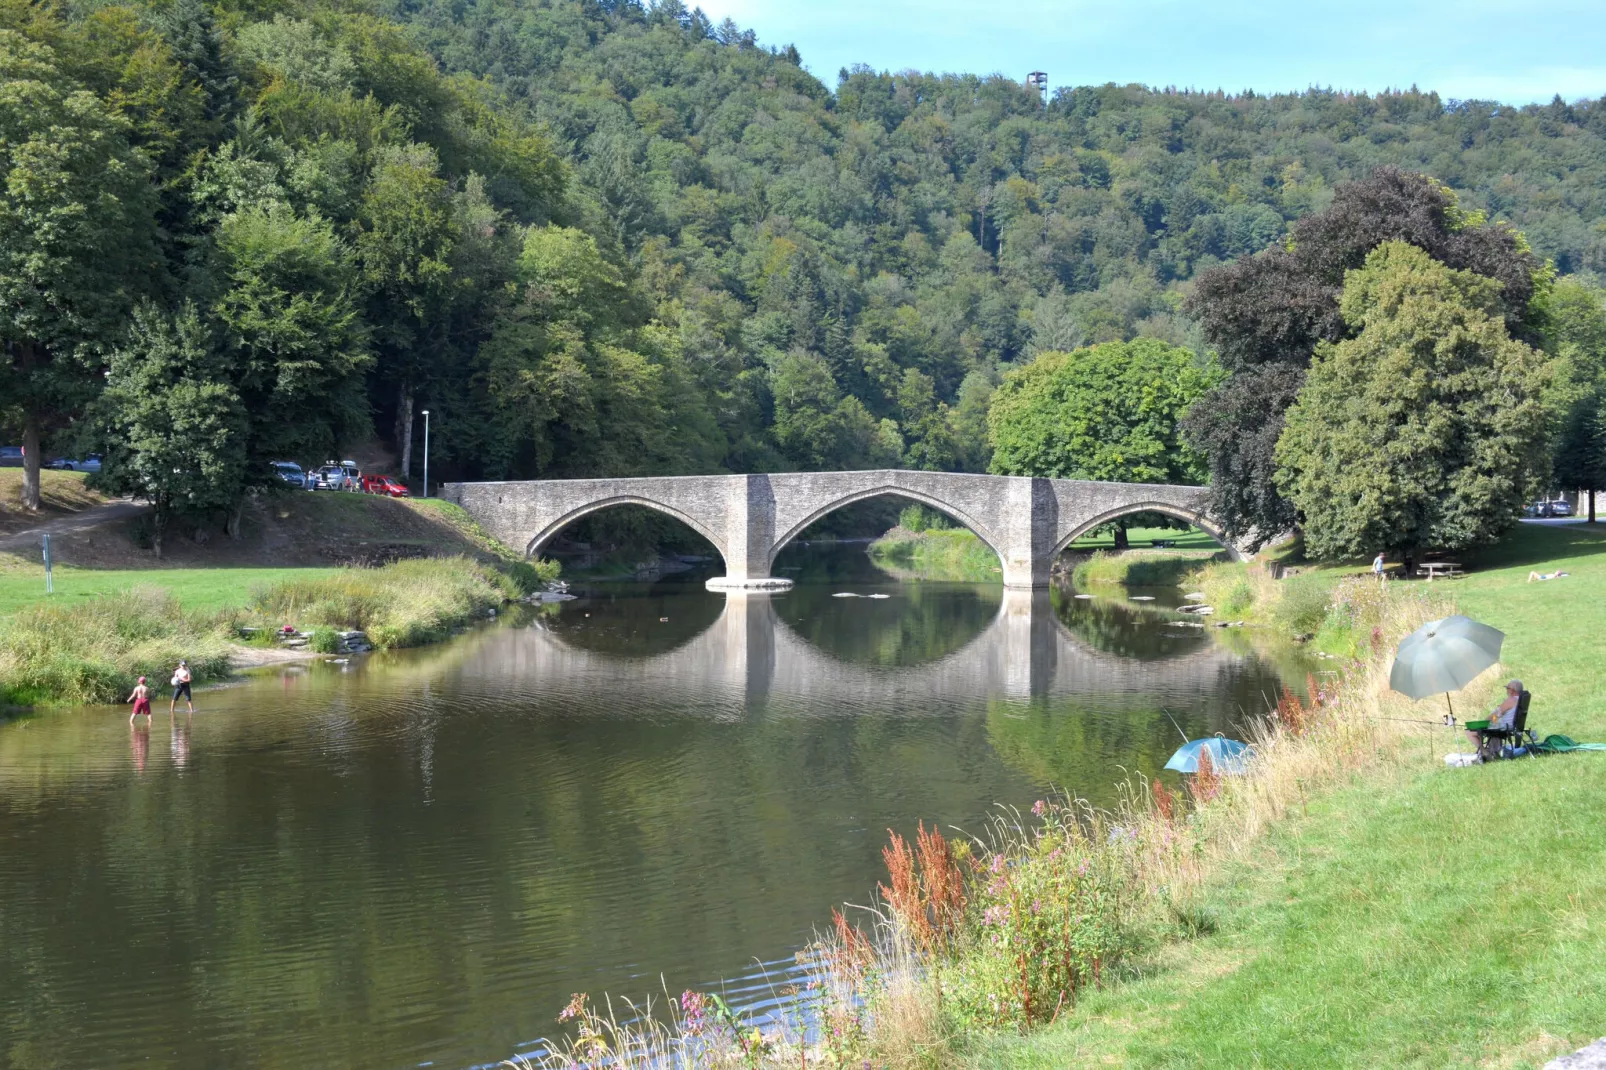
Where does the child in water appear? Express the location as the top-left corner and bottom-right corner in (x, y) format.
(127, 676), (152, 723)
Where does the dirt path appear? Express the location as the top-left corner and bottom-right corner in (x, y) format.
(0, 499), (150, 554)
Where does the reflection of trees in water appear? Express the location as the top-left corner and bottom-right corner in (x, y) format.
(983, 659), (1285, 802)
(780, 584), (1002, 668)
(539, 584), (727, 657)
(1052, 591), (1205, 660)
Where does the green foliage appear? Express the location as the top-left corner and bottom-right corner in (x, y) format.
(868, 527), (1001, 582)
(1183, 168), (1551, 547)
(246, 556), (510, 648)
(506, 558), (561, 596)
(1548, 277), (1606, 498)
(938, 800), (1144, 1034)
(308, 624), (340, 653)
(96, 304), (247, 555)
(0, 588), (230, 706)
(1073, 551), (1213, 588)
(896, 503), (953, 533)
(1276, 242), (1552, 558)
(988, 338), (1219, 483)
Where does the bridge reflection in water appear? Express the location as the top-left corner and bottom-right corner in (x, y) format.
(451, 587), (1264, 744)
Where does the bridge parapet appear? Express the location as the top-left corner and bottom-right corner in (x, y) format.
(440, 470), (1233, 590)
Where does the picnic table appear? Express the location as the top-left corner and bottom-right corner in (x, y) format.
(1417, 561), (1462, 581)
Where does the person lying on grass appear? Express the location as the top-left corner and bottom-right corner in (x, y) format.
(1467, 679), (1523, 759)
(1528, 570), (1570, 582)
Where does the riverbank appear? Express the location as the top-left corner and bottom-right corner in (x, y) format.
(526, 523), (1606, 1069)
(0, 556), (539, 707)
(970, 522), (1606, 1068)
(868, 525), (1003, 581)
(0, 491), (561, 707)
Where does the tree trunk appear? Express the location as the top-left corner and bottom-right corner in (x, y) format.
(397, 385), (414, 480)
(152, 507), (167, 560)
(1113, 525), (1129, 551)
(21, 410), (41, 512)
(19, 340), (41, 512)
(226, 501), (244, 540)
(1590, 488), (1597, 524)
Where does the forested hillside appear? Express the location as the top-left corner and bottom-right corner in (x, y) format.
(5, 0), (1606, 521)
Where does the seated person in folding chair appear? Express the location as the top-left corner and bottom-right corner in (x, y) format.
(1466, 680), (1525, 760)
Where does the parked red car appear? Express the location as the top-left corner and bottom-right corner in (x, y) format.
(361, 474), (410, 497)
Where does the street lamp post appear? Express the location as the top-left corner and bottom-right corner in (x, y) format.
(421, 409), (430, 498)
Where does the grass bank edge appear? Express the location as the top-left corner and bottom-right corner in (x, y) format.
(968, 524), (1606, 1069)
(0, 553), (559, 708)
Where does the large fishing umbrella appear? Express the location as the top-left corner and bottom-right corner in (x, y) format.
(1388, 614), (1505, 722)
(1165, 737), (1254, 775)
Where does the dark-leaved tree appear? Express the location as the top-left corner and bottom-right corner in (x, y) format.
(1183, 166), (1548, 547)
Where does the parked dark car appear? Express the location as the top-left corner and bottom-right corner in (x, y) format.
(1550, 499), (1572, 517)
(0, 446), (22, 467)
(361, 474), (410, 497)
(46, 454), (101, 473)
(270, 461), (306, 488)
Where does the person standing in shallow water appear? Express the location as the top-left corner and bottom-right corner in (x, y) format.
(170, 659), (194, 715)
(127, 676), (152, 723)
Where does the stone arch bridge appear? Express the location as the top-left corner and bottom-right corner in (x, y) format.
(442, 469), (1235, 589)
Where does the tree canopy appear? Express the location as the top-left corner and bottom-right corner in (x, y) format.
(3, 0), (1606, 547)
(1275, 242), (1551, 558)
(988, 339), (1218, 484)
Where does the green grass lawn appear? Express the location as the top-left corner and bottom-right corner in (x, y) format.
(971, 522), (1606, 1070)
(0, 566), (340, 619)
(1067, 524), (1222, 551)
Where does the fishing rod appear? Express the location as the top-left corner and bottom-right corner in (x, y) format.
(1378, 715), (1460, 728)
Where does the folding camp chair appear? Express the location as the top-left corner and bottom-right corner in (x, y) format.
(1482, 690), (1536, 758)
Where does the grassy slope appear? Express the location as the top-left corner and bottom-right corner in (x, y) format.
(0, 469), (109, 535)
(0, 494), (525, 622)
(972, 523), (1606, 1070)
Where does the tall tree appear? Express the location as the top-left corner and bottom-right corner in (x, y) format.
(988, 338), (1219, 545)
(1549, 276), (1606, 521)
(1184, 167), (1548, 547)
(0, 29), (158, 509)
(1275, 242), (1550, 559)
(97, 304), (245, 557)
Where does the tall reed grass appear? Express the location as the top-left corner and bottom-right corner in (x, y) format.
(0, 588), (232, 706)
(244, 557), (515, 648)
(515, 575), (1456, 1068)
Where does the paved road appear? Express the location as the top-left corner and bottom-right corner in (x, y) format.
(0, 499), (150, 554)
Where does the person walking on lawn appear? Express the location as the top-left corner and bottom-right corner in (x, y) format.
(170, 659), (194, 715)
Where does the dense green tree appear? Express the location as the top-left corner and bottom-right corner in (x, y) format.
(1275, 242), (1551, 559)
(211, 202), (371, 471)
(1183, 167), (1550, 546)
(1548, 277), (1606, 520)
(0, 27), (159, 509)
(96, 304), (246, 557)
(988, 339), (1218, 544)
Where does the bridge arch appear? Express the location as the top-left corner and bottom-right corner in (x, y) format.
(1053, 500), (1241, 562)
(767, 485), (1006, 570)
(524, 494), (728, 565)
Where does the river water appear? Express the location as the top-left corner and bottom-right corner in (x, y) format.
(0, 547), (1299, 1068)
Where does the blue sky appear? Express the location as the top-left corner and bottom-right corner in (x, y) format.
(695, 0), (1606, 105)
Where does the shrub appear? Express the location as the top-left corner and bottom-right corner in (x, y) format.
(247, 557), (512, 649)
(506, 558), (562, 596)
(1271, 572), (1335, 635)
(0, 589), (231, 706)
(898, 503), (954, 533)
(309, 626), (340, 654)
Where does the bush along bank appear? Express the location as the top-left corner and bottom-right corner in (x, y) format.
(1, 556), (560, 708)
(869, 526), (1004, 582)
(1071, 547), (1223, 588)
(526, 580), (1452, 1068)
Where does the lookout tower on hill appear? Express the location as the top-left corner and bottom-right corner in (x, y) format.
(1026, 71), (1048, 103)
